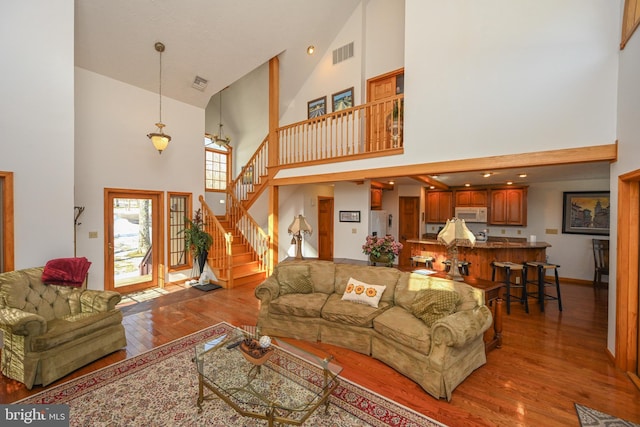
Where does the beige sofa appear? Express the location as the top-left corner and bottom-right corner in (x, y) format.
(255, 260), (492, 401)
(0, 267), (127, 389)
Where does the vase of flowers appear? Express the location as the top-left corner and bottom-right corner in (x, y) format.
(362, 234), (403, 267)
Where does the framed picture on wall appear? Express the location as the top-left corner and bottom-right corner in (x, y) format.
(562, 191), (610, 235)
(307, 96), (327, 119)
(332, 87), (354, 112)
(339, 210), (360, 222)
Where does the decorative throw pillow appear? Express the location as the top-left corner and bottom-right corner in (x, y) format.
(341, 277), (386, 308)
(277, 264), (313, 295)
(410, 289), (460, 327)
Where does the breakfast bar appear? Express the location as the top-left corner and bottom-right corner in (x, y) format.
(407, 237), (551, 281)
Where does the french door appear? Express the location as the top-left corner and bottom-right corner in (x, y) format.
(104, 188), (164, 293)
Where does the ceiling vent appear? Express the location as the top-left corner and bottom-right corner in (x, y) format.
(332, 42), (354, 65)
(192, 76), (208, 91)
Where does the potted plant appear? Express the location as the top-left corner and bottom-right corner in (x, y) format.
(182, 209), (213, 274)
(362, 234), (403, 267)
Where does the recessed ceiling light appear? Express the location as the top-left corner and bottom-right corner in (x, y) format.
(519, 173), (527, 178)
(506, 181), (513, 185)
(465, 183), (471, 187)
(307, 45), (315, 55)
(483, 172), (492, 178)
(429, 185), (435, 189)
(389, 180), (395, 185)
(431, 175), (439, 179)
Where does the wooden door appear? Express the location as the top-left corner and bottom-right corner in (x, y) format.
(105, 188), (164, 293)
(318, 197), (334, 260)
(366, 68), (404, 151)
(398, 197), (420, 267)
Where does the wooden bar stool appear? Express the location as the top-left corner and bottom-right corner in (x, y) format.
(443, 260), (471, 276)
(411, 255), (434, 269)
(523, 262), (562, 312)
(491, 261), (527, 314)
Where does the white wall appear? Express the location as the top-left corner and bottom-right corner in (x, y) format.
(74, 68), (205, 289)
(275, 0), (620, 179)
(333, 182), (370, 261)
(612, 17), (640, 353)
(0, 0), (75, 269)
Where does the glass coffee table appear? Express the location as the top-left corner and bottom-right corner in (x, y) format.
(193, 326), (342, 426)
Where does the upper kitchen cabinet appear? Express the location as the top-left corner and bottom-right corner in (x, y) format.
(426, 191), (453, 223)
(454, 189), (488, 207)
(371, 187), (383, 210)
(489, 187), (528, 226)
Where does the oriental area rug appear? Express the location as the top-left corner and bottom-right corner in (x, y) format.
(17, 322), (445, 427)
(575, 403), (640, 427)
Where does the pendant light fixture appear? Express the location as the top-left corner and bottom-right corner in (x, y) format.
(147, 42), (171, 154)
(211, 88), (231, 147)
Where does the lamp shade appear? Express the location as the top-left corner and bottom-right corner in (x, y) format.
(148, 123), (171, 153)
(288, 214), (313, 235)
(437, 218), (476, 247)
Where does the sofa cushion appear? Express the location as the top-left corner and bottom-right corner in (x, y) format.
(276, 264), (312, 295)
(334, 264), (399, 304)
(269, 293), (329, 318)
(31, 309), (123, 352)
(373, 306), (431, 354)
(341, 277), (386, 308)
(410, 289), (460, 327)
(322, 293), (390, 328)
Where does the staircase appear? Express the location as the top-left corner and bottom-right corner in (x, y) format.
(215, 215), (266, 288)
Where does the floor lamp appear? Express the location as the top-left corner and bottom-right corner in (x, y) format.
(288, 214), (313, 259)
(437, 217), (476, 281)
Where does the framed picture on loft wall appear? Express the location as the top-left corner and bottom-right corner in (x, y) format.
(307, 96), (326, 119)
(332, 87), (354, 112)
(562, 191), (610, 235)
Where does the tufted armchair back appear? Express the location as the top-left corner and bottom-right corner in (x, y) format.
(0, 267), (83, 322)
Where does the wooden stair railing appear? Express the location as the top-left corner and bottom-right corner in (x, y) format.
(277, 94), (403, 167)
(199, 195), (234, 286)
(225, 190), (271, 276)
(230, 135), (270, 208)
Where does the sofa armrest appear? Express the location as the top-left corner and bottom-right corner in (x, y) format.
(0, 307), (47, 336)
(431, 305), (493, 348)
(79, 290), (122, 313)
(255, 275), (280, 304)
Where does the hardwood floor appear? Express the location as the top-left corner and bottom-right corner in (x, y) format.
(2, 279), (639, 426)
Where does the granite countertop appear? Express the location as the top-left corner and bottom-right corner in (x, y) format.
(406, 238), (551, 249)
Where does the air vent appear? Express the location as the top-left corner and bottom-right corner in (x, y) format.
(192, 76), (208, 91)
(332, 42), (354, 65)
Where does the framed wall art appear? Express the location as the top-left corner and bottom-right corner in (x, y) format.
(332, 87), (354, 112)
(562, 191), (610, 235)
(307, 96), (326, 119)
(339, 210), (360, 223)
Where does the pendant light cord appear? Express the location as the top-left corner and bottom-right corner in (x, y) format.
(158, 48), (163, 124)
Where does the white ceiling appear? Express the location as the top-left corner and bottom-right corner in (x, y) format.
(387, 161), (611, 188)
(75, 0), (360, 108)
(74, 1), (612, 187)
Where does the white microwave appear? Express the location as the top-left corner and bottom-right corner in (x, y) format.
(454, 207), (488, 223)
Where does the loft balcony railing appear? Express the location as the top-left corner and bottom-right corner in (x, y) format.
(278, 94), (403, 167)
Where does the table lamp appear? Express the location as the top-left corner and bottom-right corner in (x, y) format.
(288, 214), (313, 259)
(437, 217), (476, 281)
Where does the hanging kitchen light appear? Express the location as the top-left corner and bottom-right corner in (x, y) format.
(147, 42), (171, 154)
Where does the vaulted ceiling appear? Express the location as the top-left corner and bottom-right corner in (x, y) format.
(75, 0), (360, 109)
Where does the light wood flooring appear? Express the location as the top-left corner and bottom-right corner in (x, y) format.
(1, 278), (639, 426)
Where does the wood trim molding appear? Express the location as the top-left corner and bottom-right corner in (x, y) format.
(615, 169), (640, 372)
(0, 171), (14, 271)
(272, 143), (617, 186)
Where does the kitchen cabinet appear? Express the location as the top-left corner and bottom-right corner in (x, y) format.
(371, 188), (383, 210)
(454, 189), (488, 207)
(489, 187), (527, 226)
(426, 191), (453, 223)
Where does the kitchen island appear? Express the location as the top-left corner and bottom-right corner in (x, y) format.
(407, 237), (551, 281)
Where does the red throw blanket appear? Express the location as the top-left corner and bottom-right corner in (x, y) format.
(42, 257), (92, 287)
